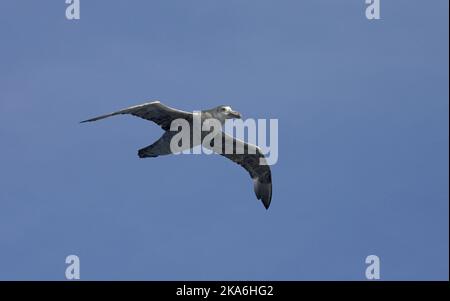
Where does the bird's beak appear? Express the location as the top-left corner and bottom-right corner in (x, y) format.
(229, 110), (242, 119)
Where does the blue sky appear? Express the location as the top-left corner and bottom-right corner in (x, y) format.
(0, 0), (448, 280)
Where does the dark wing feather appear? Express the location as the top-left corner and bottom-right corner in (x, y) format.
(207, 132), (272, 209)
(80, 101), (192, 131)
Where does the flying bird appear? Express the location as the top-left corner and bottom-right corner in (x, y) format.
(81, 101), (272, 209)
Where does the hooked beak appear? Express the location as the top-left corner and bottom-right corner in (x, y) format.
(229, 110), (242, 119)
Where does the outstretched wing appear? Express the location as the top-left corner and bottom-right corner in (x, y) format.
(80, 101), (192, 131)
(206, 132), (273, 209)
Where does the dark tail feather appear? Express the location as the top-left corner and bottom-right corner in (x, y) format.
(138, 146), (159, 158)
(137, 133), (174, 159)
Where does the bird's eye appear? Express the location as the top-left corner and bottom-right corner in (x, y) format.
(221, 108), (226, 112)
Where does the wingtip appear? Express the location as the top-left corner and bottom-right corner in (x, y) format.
(262, 196), (272, 210)
(253, 178), (272, 210)
(80, 117), (97, 123)
(80, 118), (96, 123)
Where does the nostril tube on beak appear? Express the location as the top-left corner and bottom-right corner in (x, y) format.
(231, 111), (242, 119)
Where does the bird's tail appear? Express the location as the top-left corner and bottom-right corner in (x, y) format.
(138, 145), (159, 158)
(138, 133), (174, 158)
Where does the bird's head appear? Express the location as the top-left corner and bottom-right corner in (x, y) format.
(212, 105), (242, 121)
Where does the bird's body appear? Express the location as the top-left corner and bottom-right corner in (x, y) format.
(81, 101), (272, 209)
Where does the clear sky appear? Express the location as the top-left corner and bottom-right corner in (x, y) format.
(0, 0), (448, 280)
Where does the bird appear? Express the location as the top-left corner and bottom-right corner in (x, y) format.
(81, 101), (272, 209)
